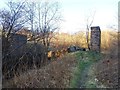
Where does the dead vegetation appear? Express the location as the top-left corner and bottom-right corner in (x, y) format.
(95, 55), (118, 88)
(2, 30), (118, 88)
(95, 30), (118, 88)
(3, 53), (77, 88)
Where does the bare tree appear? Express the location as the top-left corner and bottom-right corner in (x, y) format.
(0, 1), (28, 58)
(23, 1), (61, 64)
(24, 1), (37, 44)
(0, 1), (27, 39)
(34, 1), (61, 50)
(85, 11), (96, 50)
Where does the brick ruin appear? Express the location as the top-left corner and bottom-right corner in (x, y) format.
(90, 26), (101, 52)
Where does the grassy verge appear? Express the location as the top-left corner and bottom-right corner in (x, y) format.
(70, 51), (102, 88)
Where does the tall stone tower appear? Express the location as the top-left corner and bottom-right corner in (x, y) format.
(90, 26), (101, 52)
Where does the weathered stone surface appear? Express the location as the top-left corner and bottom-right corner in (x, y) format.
(90, 26), (101, 52)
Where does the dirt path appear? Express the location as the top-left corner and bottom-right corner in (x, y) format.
(78, 64), (91, 88)
(83, 63), (106, 88)
(70, 51), (107, 88)
(76, 52), (118, 88)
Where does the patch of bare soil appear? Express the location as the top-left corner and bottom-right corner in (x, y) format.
(3, 53), (77, 88)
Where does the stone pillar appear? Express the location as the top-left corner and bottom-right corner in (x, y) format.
(90, 26), (101, 52)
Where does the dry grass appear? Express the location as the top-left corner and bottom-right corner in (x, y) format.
(95, 55), (118, 88)
(3, 30), (118, 88)
(101, 30), (118, 55)
(95, 30), (118, 88)
(3, 53), (77, 88)
(51, 30), (118, 53)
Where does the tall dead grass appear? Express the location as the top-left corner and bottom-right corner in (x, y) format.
(3, 30), (118, 88)
(51, 30), (118, 57)
(3, 53), (77, 88)
(101, 30), (118, 56)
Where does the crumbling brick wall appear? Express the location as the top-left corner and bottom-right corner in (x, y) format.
(90, 26), (101, 52)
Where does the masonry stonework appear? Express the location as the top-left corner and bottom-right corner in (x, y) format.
(90, 26), (101, 52)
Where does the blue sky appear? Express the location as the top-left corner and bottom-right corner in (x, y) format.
(0, 0), (119, 34)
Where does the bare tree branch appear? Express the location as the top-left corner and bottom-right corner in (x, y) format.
(85, 10), (96, 50)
